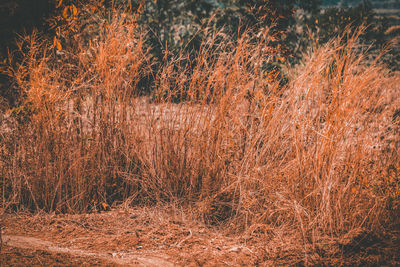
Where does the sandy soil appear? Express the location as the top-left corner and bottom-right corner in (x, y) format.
(1, 207), (399, 266)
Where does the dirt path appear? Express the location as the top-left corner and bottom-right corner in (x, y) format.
(2, 235), (174, 266)
(0, 208), (260, 266)
(1, 207), (399, 266)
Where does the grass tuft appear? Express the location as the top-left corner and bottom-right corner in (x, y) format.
(1, 11), (399, 245)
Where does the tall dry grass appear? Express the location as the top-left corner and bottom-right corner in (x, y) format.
(1, 11), (399, 242)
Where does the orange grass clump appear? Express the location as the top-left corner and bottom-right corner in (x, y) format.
(1, 12), (399, 242)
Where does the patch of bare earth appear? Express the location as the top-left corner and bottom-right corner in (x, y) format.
(1, 207), (399, 266)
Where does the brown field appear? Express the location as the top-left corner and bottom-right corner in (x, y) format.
(1, 12), (400, 266)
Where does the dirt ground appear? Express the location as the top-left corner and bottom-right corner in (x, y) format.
(1, 207), (399, 266)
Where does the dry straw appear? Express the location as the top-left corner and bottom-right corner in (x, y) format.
(1, 11), (399, 241)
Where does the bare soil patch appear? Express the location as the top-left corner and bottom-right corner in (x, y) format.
(1, 245), (117, 266)
(1, 207), (257, 266)
(1, 207), (400, 266)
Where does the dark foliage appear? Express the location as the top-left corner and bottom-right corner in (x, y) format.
(0, 0), (55, 107)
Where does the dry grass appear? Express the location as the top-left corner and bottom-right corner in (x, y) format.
(1, 10), (399, 253)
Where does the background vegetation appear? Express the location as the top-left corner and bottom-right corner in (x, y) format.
(1, 0), (399, 106)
